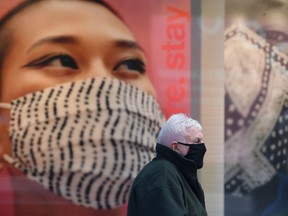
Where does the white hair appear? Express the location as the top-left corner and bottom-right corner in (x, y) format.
(157, 113), (202, 147)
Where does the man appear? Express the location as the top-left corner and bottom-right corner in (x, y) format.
(127, 113), (207, 216)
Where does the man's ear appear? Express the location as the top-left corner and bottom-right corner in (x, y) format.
(171, 142), (178, 151)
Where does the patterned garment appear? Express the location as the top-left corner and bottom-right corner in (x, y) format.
(2, 77), (166, 209)
(224, 24), (288, 195)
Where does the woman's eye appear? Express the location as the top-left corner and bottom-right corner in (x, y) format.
(256, 29), (288, 44)
(255, 29), (288, 54)
(25, 54), (79, 69)
(113, 59), (146, 74)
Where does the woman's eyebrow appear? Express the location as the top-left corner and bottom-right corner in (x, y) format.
(27, 35), (79, 53)
(113, 39), (144, 52)
(27, 36), (145, 54)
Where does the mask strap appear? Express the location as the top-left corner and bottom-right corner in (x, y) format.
(3, 154), (21, 169)
(0, 103), (11, 110)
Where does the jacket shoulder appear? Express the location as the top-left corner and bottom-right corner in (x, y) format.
(132, 158), (184, 196)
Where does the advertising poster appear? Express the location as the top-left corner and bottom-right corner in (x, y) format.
(0, 0), (193, 216)
(225, 0), (288, 215)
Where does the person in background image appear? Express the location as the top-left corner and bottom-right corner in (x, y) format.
(0, 0), (165, 215)
(225, 0), (288, 215)
(127, 113), (207, 216)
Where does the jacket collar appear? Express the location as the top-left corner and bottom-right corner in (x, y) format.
(156, 143), (198, 173)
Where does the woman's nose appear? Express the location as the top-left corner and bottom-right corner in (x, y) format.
(83, 60), (113, 79)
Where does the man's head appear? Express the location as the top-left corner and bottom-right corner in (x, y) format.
(157, 113), (204, 157)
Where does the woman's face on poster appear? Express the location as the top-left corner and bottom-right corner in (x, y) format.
(0, 0), (156, 103)
(0, 0), (157, 164)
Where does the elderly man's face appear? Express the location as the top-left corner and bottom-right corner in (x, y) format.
(176, 126), (204, 157)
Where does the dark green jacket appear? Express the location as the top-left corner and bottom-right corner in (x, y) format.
(127, 144), (208, 216)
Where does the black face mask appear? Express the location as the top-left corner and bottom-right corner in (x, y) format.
(177, 142), (207, 169)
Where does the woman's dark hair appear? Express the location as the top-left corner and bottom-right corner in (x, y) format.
(0, 0), (122, 73)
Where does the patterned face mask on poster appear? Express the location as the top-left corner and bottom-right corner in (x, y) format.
(0, 77), (165, 209)
(224, 24), (288, 195)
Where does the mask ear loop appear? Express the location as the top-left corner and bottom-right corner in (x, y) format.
(3, 154), (26, 171)
(0, 104), (13, 167)
(1, 104), (29, 173)
(0, 104), (11, 109)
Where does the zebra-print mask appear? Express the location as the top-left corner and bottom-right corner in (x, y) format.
(0, 77), (165, 209)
